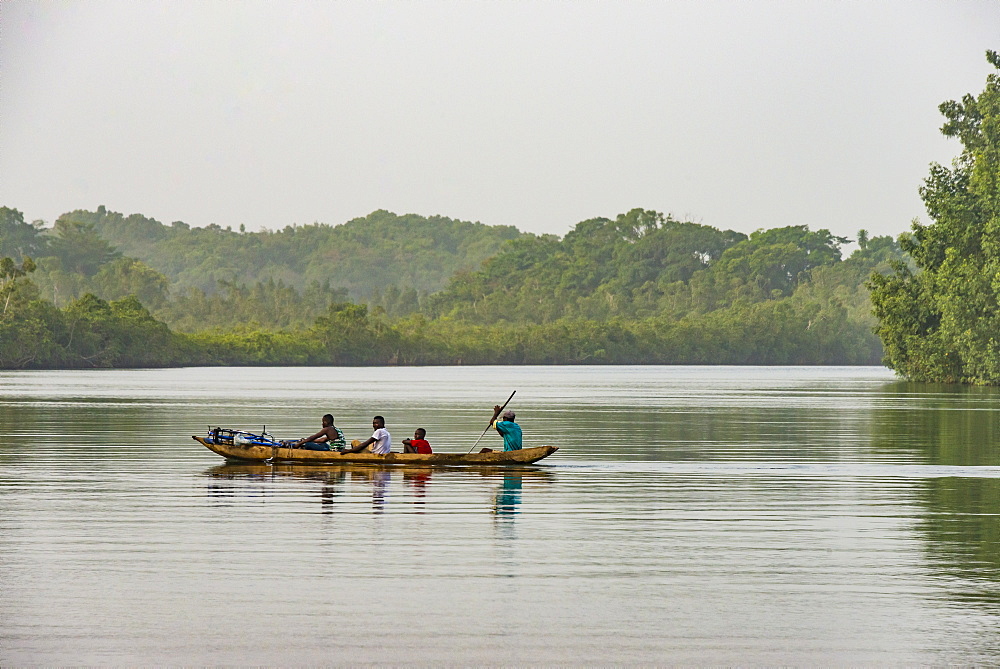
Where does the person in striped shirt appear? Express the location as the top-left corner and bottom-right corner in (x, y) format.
(290, 414), (347, 451)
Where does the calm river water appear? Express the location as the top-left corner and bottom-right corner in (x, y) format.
(2, 366), (1000, 664)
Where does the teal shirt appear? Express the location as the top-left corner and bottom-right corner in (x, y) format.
(493, 420), (522, 451)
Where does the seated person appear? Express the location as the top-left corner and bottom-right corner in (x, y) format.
(341, 415), (392, 454)
(288, 414), (346, 451)
(402, 428), (433, 454)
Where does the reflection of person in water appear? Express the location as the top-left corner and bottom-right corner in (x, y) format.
(320, 470), (347, 514)
(372, 469), (390, 512)
(493, 473), (522, 516)
(404, 469), (431, 507)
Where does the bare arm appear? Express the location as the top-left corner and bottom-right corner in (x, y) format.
(342, 436), (376, 454)
(491, 404), (507, 434)
(295, 428), (328, 446)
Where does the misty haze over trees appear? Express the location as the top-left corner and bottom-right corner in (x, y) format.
(4, 50), (1000, 378)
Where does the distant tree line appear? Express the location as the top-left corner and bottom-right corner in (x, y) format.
(0, 198), (905, 368)
(15, 51), (1000, 384)
(44, 207), (520, 304)
(15, 55), (1000, 376)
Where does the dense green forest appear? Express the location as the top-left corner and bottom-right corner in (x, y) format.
(869, 51), (1000, 384)
(31, 208), (521, 326)
(426, 210), (878, 323)
(0, 198), (904, 368)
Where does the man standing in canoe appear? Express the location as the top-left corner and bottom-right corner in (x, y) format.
(481, 405), (522, 453)
(342, 415), (392, 454)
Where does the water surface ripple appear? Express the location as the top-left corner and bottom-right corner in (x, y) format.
(2, 366), (999, 664)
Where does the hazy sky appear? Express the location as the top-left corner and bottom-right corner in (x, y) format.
(2, 1), (998, 241)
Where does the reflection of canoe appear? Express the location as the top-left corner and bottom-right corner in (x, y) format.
(193, 435), (558, 466)
(205, 461), (555, 481)
(205, 462), (396, 480)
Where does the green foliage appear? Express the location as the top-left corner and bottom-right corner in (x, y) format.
(697, 226), (849, 307)
(61, 294), (183, 367)
(870, 51), (1000, 383)
(32, 252), (170, 310)
(0, 257), (64, 368)
(58, 207), (521, 300)
(183, 328), (317, 366)
(427, 209), (751, 323)
(0, 191), (911, 369)
(47, 218), (121, 275)
(1, 254), (37, 300)
(427, 210), (859, 326)
(368, 284), (423, 318)
(91, 258), (170, 309)
(155, 278), (348, 332)
(311, 302), (401, 364)
(0, 207), (47, 260)
(0, 261), (188, 369)
(0, 297), (67, 368)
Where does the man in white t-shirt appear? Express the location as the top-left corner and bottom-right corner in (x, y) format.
(342, 415), (392, 455)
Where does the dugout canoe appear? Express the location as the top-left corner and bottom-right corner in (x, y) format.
(193, 435), (558, 466)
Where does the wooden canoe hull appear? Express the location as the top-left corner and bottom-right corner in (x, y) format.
(193, 435), (558, 466)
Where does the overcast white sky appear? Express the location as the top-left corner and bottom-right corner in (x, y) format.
(1, 1), (998, 241)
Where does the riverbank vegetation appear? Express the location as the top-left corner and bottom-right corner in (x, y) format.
(4, 57), (998, 376)
(0, 200), (904, 368)
(869, 51), (1000, 384)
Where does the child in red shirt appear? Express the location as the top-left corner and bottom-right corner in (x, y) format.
(403, 428), (432, 454)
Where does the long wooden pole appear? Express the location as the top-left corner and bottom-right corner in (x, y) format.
(468, 390), (516, 453)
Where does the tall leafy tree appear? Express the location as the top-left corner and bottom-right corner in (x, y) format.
(427, 209), (749, 323)
(0, 207), (47, 260)
(48, 218), (121, 275)
(709, 226), (847, 297)
(0, 255), (37, 315)
(91, 258), (170, 309)
(869, 51), (1000, 383)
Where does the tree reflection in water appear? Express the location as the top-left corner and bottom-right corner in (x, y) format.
(870, 381), (1000, 605)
